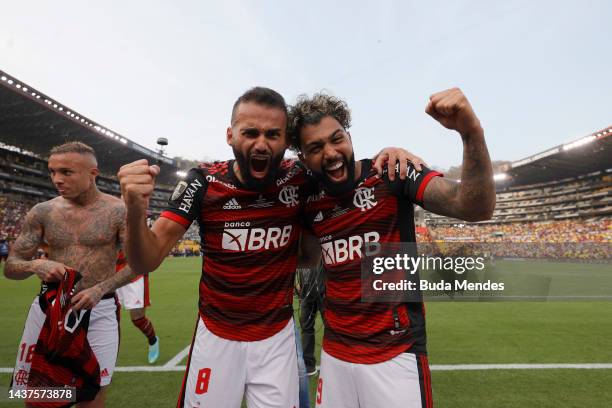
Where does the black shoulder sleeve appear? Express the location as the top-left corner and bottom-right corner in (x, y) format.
(160, 168), (208, 228)
(384, 163), (443, 205)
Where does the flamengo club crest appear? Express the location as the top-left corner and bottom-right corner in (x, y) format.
(278, 185), (299, 207)
(14, 369), (28, 385)
(353, 187), (377, 212)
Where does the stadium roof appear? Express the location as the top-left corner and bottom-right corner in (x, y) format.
(0, 70), (180, 185)
(496, 126), (612, 188)
(2, 69), (609, 190)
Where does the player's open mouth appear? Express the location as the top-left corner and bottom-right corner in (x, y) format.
(249, 155), (270, 178)
(324, 160), (346, 182)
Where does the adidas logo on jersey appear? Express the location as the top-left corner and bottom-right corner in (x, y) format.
(314, 211), (324, 223)
(100, 368), (109, 377)
(223, 198), (242, 210)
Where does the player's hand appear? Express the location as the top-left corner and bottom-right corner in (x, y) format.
(425, 88), (482, 138)
(32, 259), (69, 282)
(71, 284), (104, 311)
(372, 147), (428, 181)
(118, 159), (160, 215)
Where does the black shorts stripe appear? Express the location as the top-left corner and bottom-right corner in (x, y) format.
(416, 353), (433, 408)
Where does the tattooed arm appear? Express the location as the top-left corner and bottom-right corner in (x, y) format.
(422, 88), (495, 222)
(422, 133), (495, 221)
(5, 203), (68, 281)
(71, 259), (138, 310)
(100, 204), (141, 292)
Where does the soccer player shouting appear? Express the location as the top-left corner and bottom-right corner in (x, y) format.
(118, 87), (418, 407)
(289, 88), (495, 408)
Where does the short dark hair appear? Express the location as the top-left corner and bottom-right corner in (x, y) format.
(288, 92), (352, 152)
(231, 87), (288, 124)
(49, 141), (97, 161)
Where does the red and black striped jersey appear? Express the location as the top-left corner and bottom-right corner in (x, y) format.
(304, 159), (442, 364)
(28, 268), (101, 406)
(161, 160), (314, 341)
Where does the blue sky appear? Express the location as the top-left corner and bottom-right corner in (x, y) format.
(1, 0), (610, 170)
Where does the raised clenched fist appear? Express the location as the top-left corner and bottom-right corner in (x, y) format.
(425, 88), (482, 138)
(117, 159), (160, 215)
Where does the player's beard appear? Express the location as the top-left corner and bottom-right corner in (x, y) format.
(232, 146), (283, 191)
(310, 153), (356, 197)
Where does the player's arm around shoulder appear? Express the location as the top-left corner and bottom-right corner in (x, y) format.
(372, 147), (428, 181)
(4, 201), (68, 281)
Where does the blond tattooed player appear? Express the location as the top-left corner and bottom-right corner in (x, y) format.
(5, 142), (139, 408)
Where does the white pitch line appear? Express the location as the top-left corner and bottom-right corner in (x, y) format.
(431, 363), (612, 371)
(163, 345), (191, 368)
(117, 366), (186, 372)
(3, 363), (612, 374)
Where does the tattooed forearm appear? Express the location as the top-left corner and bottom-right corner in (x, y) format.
(458, 130), (496, 219)
(4, 204), (45, 280)
(423, 177), (461, 218)
(423, 129), (495, 221)
(92, 202), (142, 293)
(96, 264), (140, 294)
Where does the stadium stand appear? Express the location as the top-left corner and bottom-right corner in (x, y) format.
(421, 126), (612, 242)
(1, 69), (610, 256)
(416, 127), (611, 262)
(0, 70), (176, 181)
(425, 171), (612, 225)
(0, 70), (185, 248)
(426, 219), (610, 243)
(0, 145), (174, 217)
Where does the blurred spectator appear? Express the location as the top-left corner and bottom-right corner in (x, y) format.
(0, 237), (9, 263)
(419, 218), (610, 261)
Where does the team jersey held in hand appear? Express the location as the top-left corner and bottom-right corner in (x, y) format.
(304, 159), (442, 364)
(161, 160), (314, 341)
(28, 268), (101, 407)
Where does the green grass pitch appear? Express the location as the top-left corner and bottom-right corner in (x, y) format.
(1, 257), (611, 407)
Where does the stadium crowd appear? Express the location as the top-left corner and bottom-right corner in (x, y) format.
(1, 192), (609, 259)
(0, 195), (39, 239)
(426, 173), (611, 224)
(420, 219), (610, 261)
(427, 219), (610, 243)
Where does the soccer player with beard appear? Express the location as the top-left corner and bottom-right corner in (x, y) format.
(118, 87), (418, 407)
(288, 88), (496, 408)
